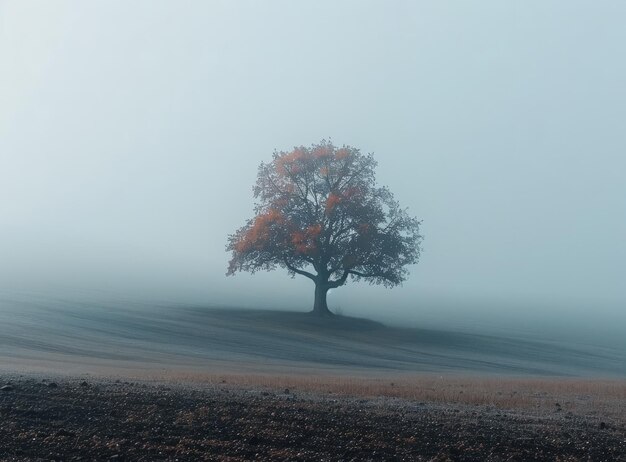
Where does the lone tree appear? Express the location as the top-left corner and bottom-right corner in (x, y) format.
(226, 140), (422, 316)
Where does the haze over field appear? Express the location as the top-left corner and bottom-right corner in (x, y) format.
(1, 299), (625, 378)
(1, 1), (625, 352)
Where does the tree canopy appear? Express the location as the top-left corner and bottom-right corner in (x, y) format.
(227, 140), (422, 315)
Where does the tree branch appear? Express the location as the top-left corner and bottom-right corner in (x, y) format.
(284, 259), (317, 281)
(348, 269), (385, 279)
(327, 270), (350, 288)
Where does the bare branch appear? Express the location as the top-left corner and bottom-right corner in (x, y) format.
(284, 259), (317, 281)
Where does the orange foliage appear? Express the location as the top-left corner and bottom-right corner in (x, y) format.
(291, 231), (304, 242)
(306, 224), (322, 238)
(290, 223), (322, 255)
(291, 231), (311, 255)
(264, 208), (284, 222)
(276, 148), (307, 176)
(325, 193), (341, 212)
(335, 148), (351, 160)
(312, 145), (332, 158)
(234, 209), (284, 253)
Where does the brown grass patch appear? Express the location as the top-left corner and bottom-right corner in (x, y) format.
(147, 371), (626, 423)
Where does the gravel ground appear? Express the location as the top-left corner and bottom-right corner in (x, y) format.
(0, 375), (624, 461)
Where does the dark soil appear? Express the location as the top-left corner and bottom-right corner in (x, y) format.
(0, 375), (624, 461)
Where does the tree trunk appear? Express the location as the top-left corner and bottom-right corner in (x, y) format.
(312, 283), (332, 316)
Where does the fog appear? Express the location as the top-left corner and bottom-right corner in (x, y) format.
(1, 1), (625, 345)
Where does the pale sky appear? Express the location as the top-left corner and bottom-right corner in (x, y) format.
(1, 1), (624, 329)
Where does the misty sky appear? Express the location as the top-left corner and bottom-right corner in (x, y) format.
(1, 1), (624, 326)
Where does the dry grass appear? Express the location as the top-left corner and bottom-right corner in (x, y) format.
(145, 371), (626, 423)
